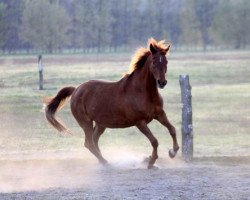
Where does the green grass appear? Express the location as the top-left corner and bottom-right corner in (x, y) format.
(0, 51), (249, 157)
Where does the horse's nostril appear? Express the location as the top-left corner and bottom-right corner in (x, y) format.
(158, 80), (167, 85)
(157, 80), (167, 88)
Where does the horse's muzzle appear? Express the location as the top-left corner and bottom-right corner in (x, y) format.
(157, 80), (167, 89)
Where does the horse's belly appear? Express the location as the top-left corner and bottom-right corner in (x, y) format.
(91, 111), (135, 128)
(95, 118), (153, 129)
(92, 107), (154, 128)
(97, 121), (134, 129)
(87, 98), (156, 128)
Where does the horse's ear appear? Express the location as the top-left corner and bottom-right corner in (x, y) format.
(166, 44), (171, 52)
(162, 44), (170, 55)
(150, 44), (157, 54)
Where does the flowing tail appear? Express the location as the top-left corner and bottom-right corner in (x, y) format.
(44, 86), (75, 133)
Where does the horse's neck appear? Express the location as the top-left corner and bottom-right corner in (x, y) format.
(132, 56), (159, 98)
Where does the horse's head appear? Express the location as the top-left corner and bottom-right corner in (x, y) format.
(149, 39), (171, 89)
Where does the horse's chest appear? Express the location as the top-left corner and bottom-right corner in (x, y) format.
(129, 98), (162, 120)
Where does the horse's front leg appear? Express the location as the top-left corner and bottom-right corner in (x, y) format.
(136, 121), (159, 169)
(156, 111), (180, 158)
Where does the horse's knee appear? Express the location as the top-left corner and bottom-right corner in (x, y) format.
(169, 125), (176, 136)
(84, 137), (90, 149)
(151, 139), (158, 149)
(84, 141), (89, 149)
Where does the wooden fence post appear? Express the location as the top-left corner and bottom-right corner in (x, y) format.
(179, 75), (193, 161)
(38, 55), (43, 90)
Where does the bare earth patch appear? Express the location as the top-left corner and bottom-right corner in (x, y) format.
(0, 52), (249, 199)
(0, 154), (249, 200)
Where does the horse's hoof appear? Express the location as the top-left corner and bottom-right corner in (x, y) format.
(169, 149), (176, 158)
(143, 156), (151, 163)
(101, 162), (113, 170)
(147, 165), (159, 170)
(100, 159), (109, 166)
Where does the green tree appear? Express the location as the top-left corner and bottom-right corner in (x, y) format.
(20, 0), (70, 53)
(71, 0), (98, 50)
(111, 0), (139, 49)
(193, 0), (217, 51)
(0, 0), (24, 53)
(71, 0), (113, 52)
(179, 0), (201, 48)
(213, 0), (250, 49)
(96, 0), (113, 52)
(163, 0), (183, 46)
(0, 2), (6, 49)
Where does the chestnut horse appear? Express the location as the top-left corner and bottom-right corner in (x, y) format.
(44, 38), (179, 169)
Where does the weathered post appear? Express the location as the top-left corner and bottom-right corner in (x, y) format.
(38, 55), (43, 90)
(179, 75), (193, 161)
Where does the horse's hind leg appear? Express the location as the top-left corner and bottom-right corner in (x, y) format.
(137, 121), (159, 169)
(93, 123), (106, 154)
(82, 122), (108, 165)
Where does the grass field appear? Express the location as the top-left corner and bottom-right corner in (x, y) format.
(0, 51), (249, 159)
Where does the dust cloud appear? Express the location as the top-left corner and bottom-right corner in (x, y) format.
(0, 148), (250, 199)
(0, 147), (186, 193)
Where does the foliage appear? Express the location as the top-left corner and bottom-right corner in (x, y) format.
(19, 0), (70, 53)
(70, 0), (113, 51)
(0, 0), (24, 52)
(193, 0), (218, 51)
(0, 2), (6, 48)
(0, 0), (249, 53)
(212, 0), (250, 49)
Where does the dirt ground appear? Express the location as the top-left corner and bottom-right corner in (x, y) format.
(0, 153), (249, 200)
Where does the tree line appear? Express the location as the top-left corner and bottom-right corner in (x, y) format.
(0, 0), (249, 54)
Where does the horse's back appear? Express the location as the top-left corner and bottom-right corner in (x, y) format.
(71, 79), (117, 109)
(70, 80), (130, 127)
